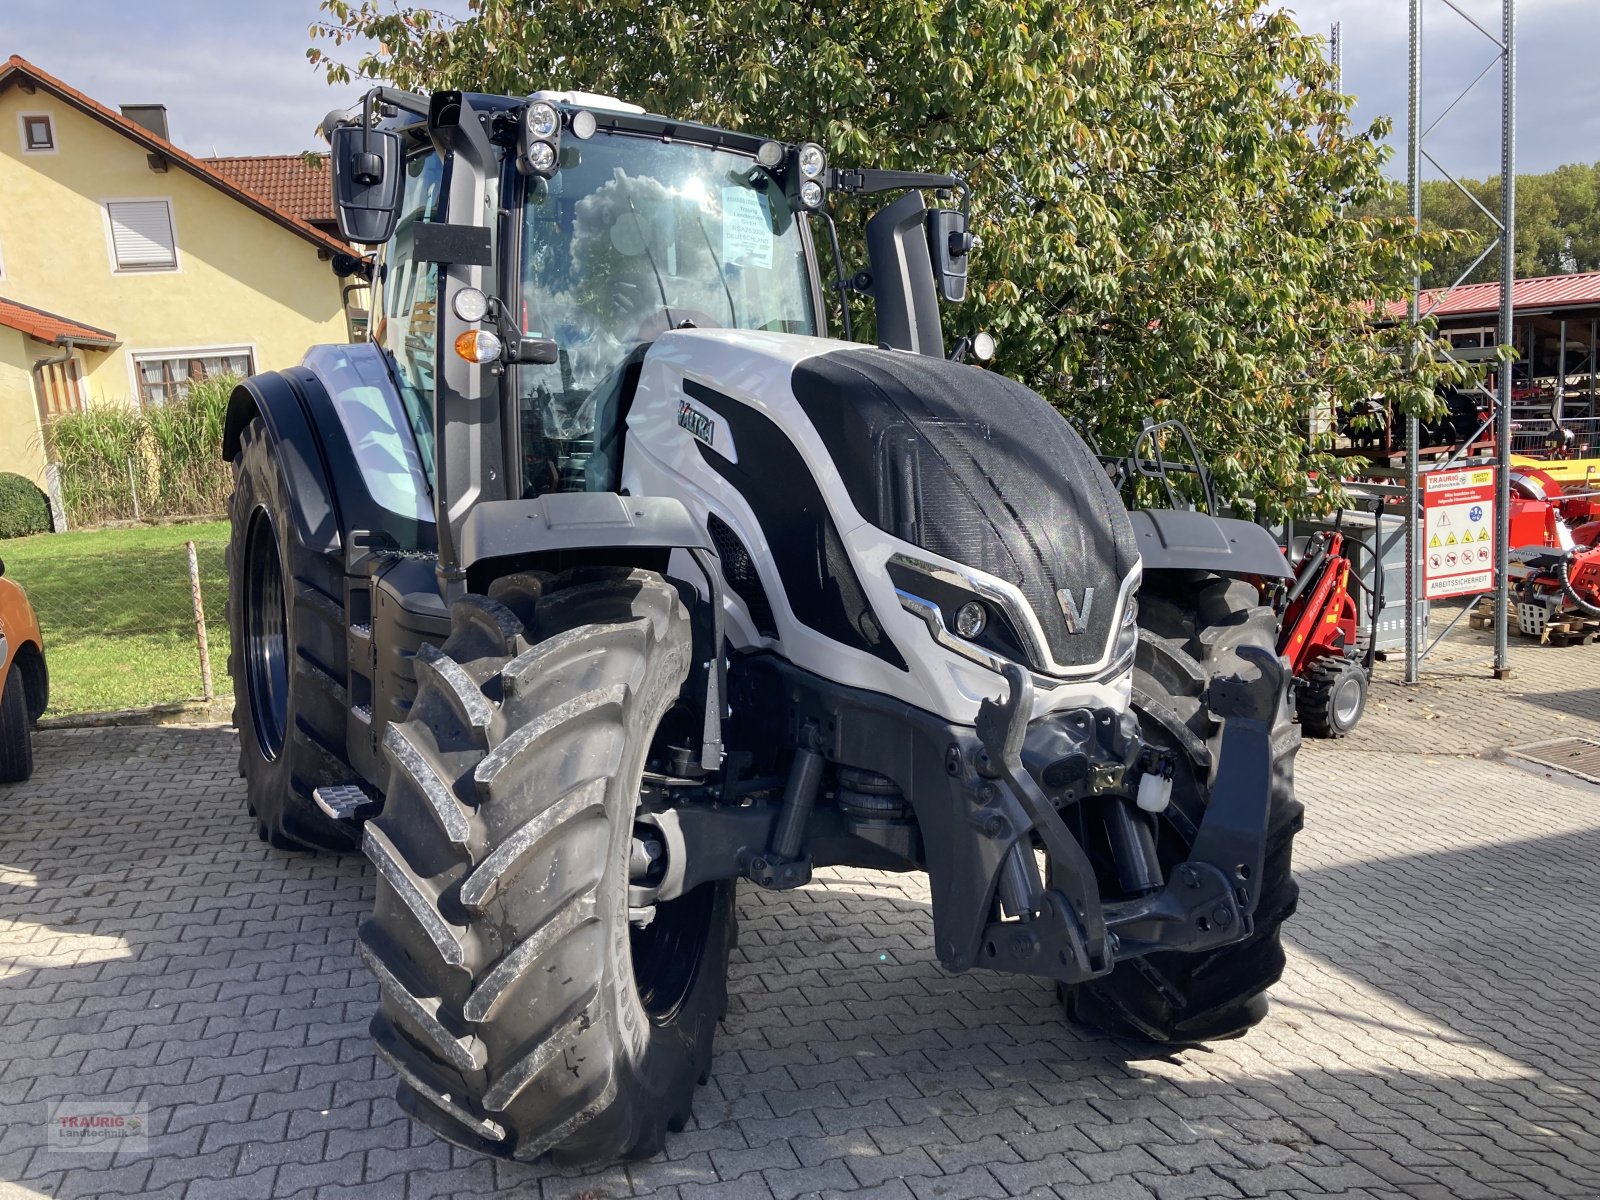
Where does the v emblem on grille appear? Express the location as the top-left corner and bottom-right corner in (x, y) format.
(1056, 586), (1095, 634)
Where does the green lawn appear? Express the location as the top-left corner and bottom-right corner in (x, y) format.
(2, 521), (232, 716)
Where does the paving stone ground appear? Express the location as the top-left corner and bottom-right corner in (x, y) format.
(2, 614), (1598, 1199)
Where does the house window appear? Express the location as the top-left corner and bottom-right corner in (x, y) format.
(36, 358), (87, 416)
(105, 200), (177, 272)
(19, 113), (54, 153)
(133, 348), (254, 407)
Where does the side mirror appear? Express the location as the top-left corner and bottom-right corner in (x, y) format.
(330, 125), (403, 246)
(926, 209), (973, 304)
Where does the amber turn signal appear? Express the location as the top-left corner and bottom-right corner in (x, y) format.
(454, 329), (503, 363)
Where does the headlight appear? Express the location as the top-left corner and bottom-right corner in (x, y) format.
(797, 142), (826, 179)
(798, 179), (824, 208)
(953, 601), (987, 639)
(526, 140), (557, 174)
(526, 101), (560, 140)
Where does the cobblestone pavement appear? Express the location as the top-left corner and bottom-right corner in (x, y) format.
(3, 623), (1599, 1199)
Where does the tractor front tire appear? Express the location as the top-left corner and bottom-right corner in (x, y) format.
(0, 669), (33, 784)
(226, 417), (359, 852)
(1065, 573), (1303, 1043)
(1297, 655), (1368, 738)
(359, 568), (734, 1164)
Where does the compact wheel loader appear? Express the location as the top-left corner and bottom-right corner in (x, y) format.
(223, 85), (1304, 1164)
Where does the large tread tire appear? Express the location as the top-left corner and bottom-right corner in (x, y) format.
(226, 417), (359, 852)
(1066, 571), (1303, 1043)
(360, 567), (734, 1165)
(1296, 655), (1367, 739)
(0, 667), (33, 784)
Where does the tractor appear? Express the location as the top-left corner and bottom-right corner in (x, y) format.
(222, 85), (1304, 1164)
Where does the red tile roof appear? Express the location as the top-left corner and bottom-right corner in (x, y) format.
(0, 55), (349, 256)
(0, 297), (118, 348)
(1383, 271), (1600, 321)
(205, 155), (335, 227)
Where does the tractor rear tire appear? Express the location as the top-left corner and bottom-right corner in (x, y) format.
(359, 568), (734, 1165)
(226, 416), (359, 852)
(1296, 655), (1367, 738)
(0, 668), (33, 784)
(1065, 572), (1303, 1043)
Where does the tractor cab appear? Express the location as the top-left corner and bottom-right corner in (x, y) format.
(326, 87), (972, 579)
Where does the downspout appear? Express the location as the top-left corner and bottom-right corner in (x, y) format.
(29, 335), (76, 440)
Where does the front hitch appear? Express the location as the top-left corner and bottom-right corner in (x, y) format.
(965, 648), (1288, 984)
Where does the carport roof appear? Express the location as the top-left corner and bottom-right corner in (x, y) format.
(0, 297), (119, 349)
(1382, 271), (1600, 321)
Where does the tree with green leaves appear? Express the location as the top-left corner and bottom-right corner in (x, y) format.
(1402, 162), (1600, 290)
(309, 0), (1462, 519)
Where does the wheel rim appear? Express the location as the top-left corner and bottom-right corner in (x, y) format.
(1332, 672), (1364, 727)
(243, 508), (289, 761)
(630, 881), (714, 1023)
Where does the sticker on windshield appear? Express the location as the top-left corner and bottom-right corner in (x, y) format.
(722, 187), (774, 270)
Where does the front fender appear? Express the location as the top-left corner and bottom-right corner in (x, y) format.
(1129, 509), (1292, 579)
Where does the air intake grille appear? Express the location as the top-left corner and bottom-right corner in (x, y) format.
(707, 512), (778, 638)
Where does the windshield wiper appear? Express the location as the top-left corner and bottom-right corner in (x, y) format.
(625, 193), (675, 330)
(694, 212), (739, 330)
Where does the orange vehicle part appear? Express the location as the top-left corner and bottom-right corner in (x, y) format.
(0, 568), (47, 718)
(0, 562), (48, 783)
(1278, 530), (1359, 673)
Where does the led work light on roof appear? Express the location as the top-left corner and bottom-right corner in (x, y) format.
(756, 140), (784, 170)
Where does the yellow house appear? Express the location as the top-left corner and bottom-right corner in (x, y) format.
(0, 54), (359, 486)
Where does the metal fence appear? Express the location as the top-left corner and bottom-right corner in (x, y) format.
(8, 527), (228, 720)
(46, 457), (231, 531)
(1510, 415), (1600, 459)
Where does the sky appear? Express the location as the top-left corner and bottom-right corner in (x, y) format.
(4, 0), (1595, 178)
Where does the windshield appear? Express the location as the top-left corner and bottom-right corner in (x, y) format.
(518, 132), (818, 495)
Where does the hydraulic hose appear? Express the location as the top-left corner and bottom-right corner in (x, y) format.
(1555, 555), (1600, 618)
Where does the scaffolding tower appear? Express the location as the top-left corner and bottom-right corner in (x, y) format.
(1402, 0), (1517, 683)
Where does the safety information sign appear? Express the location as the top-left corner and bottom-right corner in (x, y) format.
(1422, 466), (1496, 599)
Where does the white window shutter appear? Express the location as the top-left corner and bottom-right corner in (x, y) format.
(107, 201), (176, 269)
